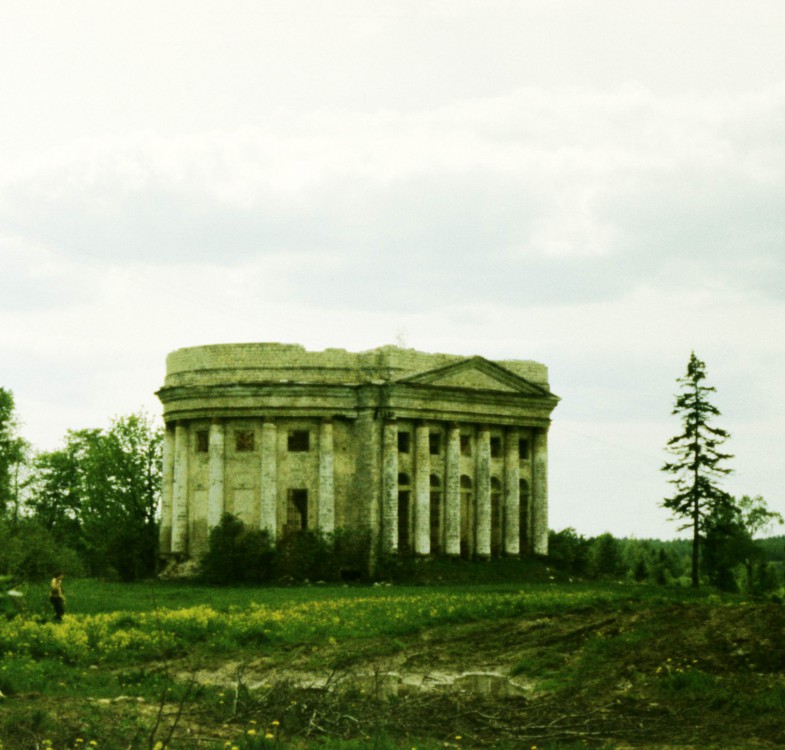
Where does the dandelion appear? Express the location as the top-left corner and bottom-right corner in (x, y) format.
(265, 733), (275, 740)
(247, 729), (257, 736)
(271, 720), (280, 726)
(455, 735), (462, 741)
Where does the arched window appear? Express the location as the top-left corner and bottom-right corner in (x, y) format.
(429, 474), (442, 554)
(490, 476), (503, 557)
(519, 478), (530, 554)
(460, 475), (473, 557)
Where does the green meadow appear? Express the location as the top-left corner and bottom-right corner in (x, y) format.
(1, 580), (783, 750)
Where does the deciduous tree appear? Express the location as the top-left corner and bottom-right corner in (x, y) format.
(26, 412), (163, 580)
(704, 494), (783, 592)
(0, 387), (27, 517)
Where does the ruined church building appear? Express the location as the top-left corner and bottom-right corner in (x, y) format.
(157, 344), (559, 561)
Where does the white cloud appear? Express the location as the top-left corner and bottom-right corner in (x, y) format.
(3, 85), (784, 304)
(2, 1), (784, 537)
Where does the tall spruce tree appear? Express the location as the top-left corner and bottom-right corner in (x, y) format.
(662, 352), (734, 587)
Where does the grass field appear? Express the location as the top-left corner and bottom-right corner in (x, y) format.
(1, 578), (783, 749)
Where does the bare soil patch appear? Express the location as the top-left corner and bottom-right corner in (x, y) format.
(176, 602), (785, 748)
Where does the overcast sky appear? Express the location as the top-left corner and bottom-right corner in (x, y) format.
(2, 0), (784, 539)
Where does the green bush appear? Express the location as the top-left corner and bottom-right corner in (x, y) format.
(200, 515), (371, 584)
(201, 514), (275, 584)
(0, 518), (85, 582)
(548, 528), (590, 575)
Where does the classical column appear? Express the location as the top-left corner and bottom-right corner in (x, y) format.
(171, 421), (189, 555)
(445, 424), (461, 556)
(159, 423), (175, 553)
(475, 425), (491, 558)
(318, 419), (335, 536)
(207, 418), (225, 531)
(260, 420), (278, 541)
(532, 428), (549, 555)
(355, 403), (382, 567)
(414, 422), (431, 555)
(381, 419), (399, 554)
(503, 427), (520, 556)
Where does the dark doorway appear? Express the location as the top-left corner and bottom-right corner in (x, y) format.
(285, 488), (308, 536)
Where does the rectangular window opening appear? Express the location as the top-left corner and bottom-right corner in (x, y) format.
(288, 430), (310, 452)
(519, 438), (529, 460)
(235, 430), (255, 452)
(429, 432), (442, 455)
(460, 434), (472, 457)
(397, 431), (411, 454)
(195, 430), (209, 453)
(490, 436), (502, 458)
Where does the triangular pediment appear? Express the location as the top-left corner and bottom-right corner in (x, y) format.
(396, 356), (551, 396)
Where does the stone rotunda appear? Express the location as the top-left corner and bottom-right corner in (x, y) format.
(156, 343), (559, 561)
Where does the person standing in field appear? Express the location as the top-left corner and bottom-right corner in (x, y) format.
(49, 572), (65, 622)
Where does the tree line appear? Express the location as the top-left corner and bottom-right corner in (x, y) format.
(0, 351), (783, 589)
(548, 527), (784, 594)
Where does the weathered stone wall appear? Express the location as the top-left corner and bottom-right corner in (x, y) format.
(163, 343), (550, 390)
